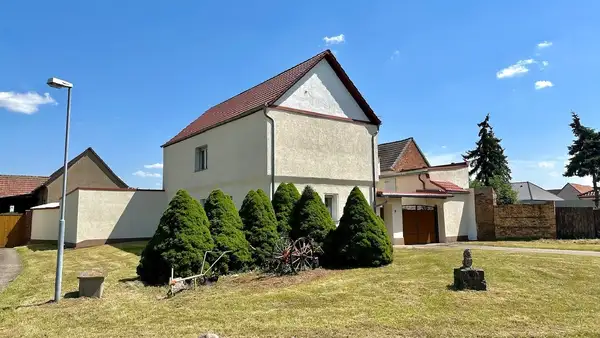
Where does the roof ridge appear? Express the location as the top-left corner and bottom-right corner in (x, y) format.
(378, 137), (412, 146)
(205, 50), (330, 112)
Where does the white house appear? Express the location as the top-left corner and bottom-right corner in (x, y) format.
(376, 138), (477, 245)
(162, 50), (381, 223)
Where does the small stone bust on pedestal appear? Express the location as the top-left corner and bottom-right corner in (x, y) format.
(453, 249), (487, 291)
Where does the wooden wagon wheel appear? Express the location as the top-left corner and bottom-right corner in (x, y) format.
(290, 237), (314, 273)
(271, 237), (293, 274)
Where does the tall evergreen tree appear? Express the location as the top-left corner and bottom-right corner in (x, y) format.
(137, 190), (214, 285)
(239, 190), (280, 267)
(565, 112), (600, 208)
(290, 185), (335, 247)
(204, 189), (252, 274)
(463, 114), (512, 185)
(272, 183), (301, 236)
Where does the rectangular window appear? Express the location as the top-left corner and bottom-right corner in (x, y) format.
(195, 146), (207, 171)
(324, 194), (338, 220)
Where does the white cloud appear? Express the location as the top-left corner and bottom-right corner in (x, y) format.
(538, 161), (555, 168)
(537, 41), (553, 49)
(390, 50), (400, 60)
(535, 80), (554, 90)
(441, 145), (447, 149)
(323, 34), (345, 45)
(496, 59), (535, 79)
(541, 61), (549, 67)
(0, 91), (56, 114)
(133, 170), (161, 178)
(144, 163), (163, 169)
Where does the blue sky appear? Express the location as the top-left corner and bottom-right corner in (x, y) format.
(1, 0), (599, 189)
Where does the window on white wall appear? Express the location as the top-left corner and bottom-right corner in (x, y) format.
(195, 146), (207, 171)
(324, 194), (338, 220)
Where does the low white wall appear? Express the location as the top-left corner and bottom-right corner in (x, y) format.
(30, 206), (60, 241)
(73, 189), (167, 245)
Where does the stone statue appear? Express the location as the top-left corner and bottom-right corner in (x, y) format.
(462, 249), (473, 269)
(453, 248), (487, 291)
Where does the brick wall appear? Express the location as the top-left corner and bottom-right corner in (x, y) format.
(392, 140), (429, 171)
(474, 187), (496, 240)
(474, 187), (557, 240)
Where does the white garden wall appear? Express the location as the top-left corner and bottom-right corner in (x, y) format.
(30, 203), (60, 242)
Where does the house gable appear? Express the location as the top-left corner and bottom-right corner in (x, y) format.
(392, 139), (429, 172)
(274, 59), (370, 121)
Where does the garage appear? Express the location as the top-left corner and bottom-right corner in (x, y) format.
(402, 205), (438, 245)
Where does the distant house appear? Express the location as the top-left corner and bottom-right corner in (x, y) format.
(510, 181), (563, 204)
(377, 138), (477, 245)
(0, 147), (128, 213)
(552, 183), (595, 207)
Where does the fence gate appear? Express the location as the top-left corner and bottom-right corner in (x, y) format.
(0, 212), (31, 248)
(555, 207), (600, 239)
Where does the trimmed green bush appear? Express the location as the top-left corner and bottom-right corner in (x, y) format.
(290, 185), (335, 247)
(272, 183), (301, 236)
(327, 187), (393, 268)
(256, 188), (277, 225)
(239, 190), (280, 267)
(204, 189), (252, 274)
(137, 190), (214, 285)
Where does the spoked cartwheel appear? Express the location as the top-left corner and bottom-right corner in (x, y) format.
(271, 237), (293, 274)
(290, 237), (315, 274)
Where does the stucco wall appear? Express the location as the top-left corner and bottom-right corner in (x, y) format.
(46, 155), (122, 203)
(442, 192), (477, 240)
(64, 190), (79, 245)
(30, 207), (59, 241)
(274, 59), (370, 122)
(428, 166), (470, 189)
(74, 189), (167, 244)
(269, 108), (377, 183)
(163, 112), (269, 206)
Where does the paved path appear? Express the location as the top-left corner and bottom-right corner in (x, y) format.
(397, 243), (600, 257)
(0, 248), (21, 292)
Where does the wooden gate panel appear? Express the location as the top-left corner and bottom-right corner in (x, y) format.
(402, 207), (437, 245)
(0, 213), (30, 248)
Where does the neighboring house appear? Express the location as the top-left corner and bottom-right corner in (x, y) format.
(552, 183), (595, 207)
(162, 49), (380, 223)
(510, 181), (563, 204)
(0, 147), (128, 213)
(376, 138), (477, 245)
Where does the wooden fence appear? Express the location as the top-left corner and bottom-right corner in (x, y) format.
(0, 211), (31, 248)
(555, 207), (600, 239)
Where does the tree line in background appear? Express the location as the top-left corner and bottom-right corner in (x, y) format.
(137, 184), (393, 285)
(464, 112), (600, 208)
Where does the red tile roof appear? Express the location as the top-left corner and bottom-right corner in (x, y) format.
(430, 180), (470, 193)
(570, 183), (593, 194)
(0, 175), (48, 198)
(163, 49), (381, 147)
(377, 190), (453, 198)
(578, 189), (597, 198)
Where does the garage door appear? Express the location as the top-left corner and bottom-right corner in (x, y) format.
(402, 205), (438, 245)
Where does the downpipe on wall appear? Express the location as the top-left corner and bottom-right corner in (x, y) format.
(263, 104), (275, 198)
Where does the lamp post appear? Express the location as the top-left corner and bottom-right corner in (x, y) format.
(47, 77), (73, 302)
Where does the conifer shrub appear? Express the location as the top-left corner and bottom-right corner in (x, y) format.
(204, 189), (252, 274)
(239, 190), (280, 267)
(272, 183), (301, 236)
(137, 190), (214, 285)
(290, 185), (335, 248)
(327, 187), (393, 268)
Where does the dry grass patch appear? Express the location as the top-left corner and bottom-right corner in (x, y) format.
(473, 239), (600, 252)
(1, 243), (600, 337)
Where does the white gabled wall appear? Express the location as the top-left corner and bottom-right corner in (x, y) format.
(163, 112), (270, 208)
(274, 60), (370, 121)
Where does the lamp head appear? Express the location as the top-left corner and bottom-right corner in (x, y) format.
(47, 77), (73, 89)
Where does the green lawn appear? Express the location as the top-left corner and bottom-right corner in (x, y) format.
(2, 243), (600, 337)
(470, 239), (600, 252)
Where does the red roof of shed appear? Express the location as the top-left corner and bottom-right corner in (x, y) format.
(163, 49), (381, 147)
(430, 180), (469, 193)
(0, 175), (48, 198)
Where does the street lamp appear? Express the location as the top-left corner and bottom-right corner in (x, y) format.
(47, 77), (73, 302)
